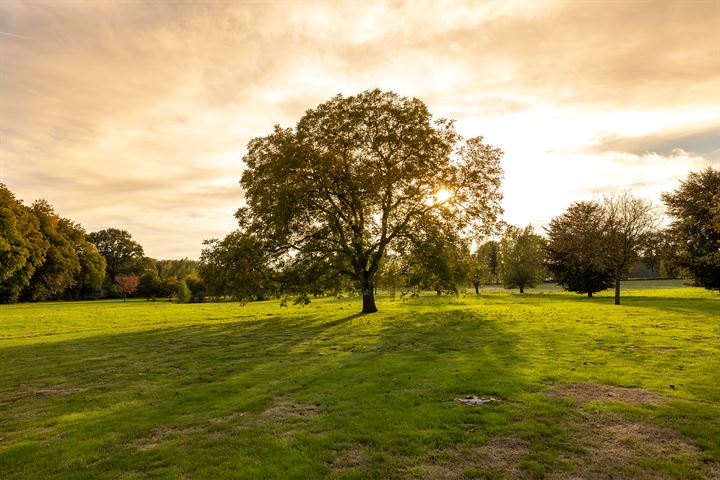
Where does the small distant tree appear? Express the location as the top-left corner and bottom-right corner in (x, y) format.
(199, 232), (274, 301)
(87, 228), (145, 287)
(114, 274), (139, 302)
(662, 167), (720, 292)
(476, 240), (499, 284)
(137, 269), (162, 300)
(404, 224), (473, 295)
(498, 225), (545, 294)
(160, 275), (179, 301)
(601, 192), (659, 305)
(544, 201), (614, 297)
(156, 258), (198, 280)
(467, 252), (489, 294)
(176, 279), (191, 303)
(375, 255), (405, 300)
(183, 273), (205, 302)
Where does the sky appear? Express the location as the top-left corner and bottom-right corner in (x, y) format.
(1, 1), (718, 259)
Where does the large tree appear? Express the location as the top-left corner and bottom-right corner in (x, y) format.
(62, 221), (106, 300)
(661, 167), (720, 291)
(87, 228), (145, 282)
(21, 201), (82, 301)
(601, 192), (659, 305)
(498, 225), (545, 294)
(237, 89), (503, 313)
(0, 185), (49, 303)
(544, 201), (614, 297)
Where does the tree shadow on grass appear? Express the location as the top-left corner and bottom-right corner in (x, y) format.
(0, 304), (713, 479)
(0, 308), (531, 479)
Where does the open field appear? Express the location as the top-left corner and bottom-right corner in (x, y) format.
(1, 284), (718, 479)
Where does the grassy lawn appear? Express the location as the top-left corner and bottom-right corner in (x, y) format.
(1, 284), (718, 479)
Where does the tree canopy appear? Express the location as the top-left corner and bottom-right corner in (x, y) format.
(545, 201), (614, 297)
(237, 89), (503, 313)
(601, 192), (658, 305)
(498, 225), (545, 294)
(0, 185), (49, 303)
(661, 167), (720, 291)
(87, 228), (146, 291)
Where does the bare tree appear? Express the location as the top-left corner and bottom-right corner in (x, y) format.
(601, 192), (659, 305)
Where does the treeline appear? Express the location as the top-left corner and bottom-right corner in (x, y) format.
(200, 167), (719, 305)
(2, 167), (717, 305)
(0, 184), (203, 303)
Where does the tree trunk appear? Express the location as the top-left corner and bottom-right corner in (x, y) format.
(520, 286), (524, 294)
(588, 292), (593, 298)
(474, 283), (479, 294)
(614, 273), (621, 305)
(123, 294), (126, 303)
(361, 272), (377, 313)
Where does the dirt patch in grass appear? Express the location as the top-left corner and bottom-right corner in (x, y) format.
(410, 415), (702, 480)
(706, 461), (720, 480)
(475, 435), (532, 479)
(207, 412), (246, 425)
(260, 397), (320, 424)
(34, 386), (87, 397)
(555, 411), (702, 479)
(399, 437), (531, 479)
(545, 382), (664, 405)
(328, 444), (368, 474)
(0, 386), (87, 405)
(136, 426), (195, 451)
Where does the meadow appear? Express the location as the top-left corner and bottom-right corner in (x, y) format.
(1, 281), (718, 479)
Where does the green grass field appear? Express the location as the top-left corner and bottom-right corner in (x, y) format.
(1, 282), (718, 479)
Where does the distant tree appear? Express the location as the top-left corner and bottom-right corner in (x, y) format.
(183, 273), (205, 302)
(65, 224), (106, 300)
(476, 240), (499, 284)
(199, 232), (274, 301)
(601, 192), (659, 305)
(237, 90), (503, 313)
(160, 275), (179, 301)
(467, 252), (489, 294)
(87, 228), (145, 283)
(137, 269), (162, 300)
(498, 225), (545, 294)
(657, 234), (686, 279)
(404, 224), (473, 295)
(21, 201), (81, 301)
(156, 258), (198, 280)
(176, 279), (191, 303)
(0, 185), (49, 303)
(637, 229), (682, 278)
(114, 274), (139, 302)
(662, 167), (720, 292)
(375, 255), (405, 300)
(544, 201), (614, 297)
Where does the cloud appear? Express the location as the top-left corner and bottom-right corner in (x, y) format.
(591, 125), (720, 162)
(0, 0), (717, 257)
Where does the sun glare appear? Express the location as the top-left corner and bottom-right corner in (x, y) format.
(435, 188), (453, 204)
